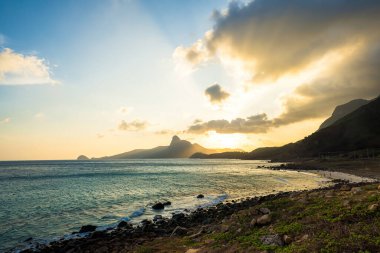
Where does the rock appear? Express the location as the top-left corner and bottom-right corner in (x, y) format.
(351, 187), (362, 193)
(340, 184), (351, 191)
(260, 234), (284, 246)
(197, 194), (204, 199)
(186, 249), (200, 253)
(163, 201), (172, 206)
(152, 202), (165, 210)
(153, 215), (163, 221)
(256, 214), (271, 225)
(378, 185), (380, 190)
(79, 225), (97, 233)
(171, 226), (188, 236)
(283, 235), (293, 244)
(172, 213), (185, 222)
(250, 218), (257, 227)
(117, 221), (132, 229)
(259, 207), (271, 214)
(90, 231), (107, 239)
(368, 203), (379, 211)
(298, 234), (309, 242)
(220, 225), (229, 233)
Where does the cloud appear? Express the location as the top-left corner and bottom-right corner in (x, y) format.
(0, 117), (11, 124)
(0, 48), (57, 85)
(173, 39), (211, 66)
(205, 84), (230, 104)
(118, 120), (147, 131)
(178, 0), (380, 128)
(154, 129), (178, 135)
(188, 113), (273, 134)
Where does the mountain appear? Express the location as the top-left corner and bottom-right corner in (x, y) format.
(246, 96), (380, 160)
(97, 136), (242, 159)
(192, 96), (380, 160)
(319, 99), (370, 129)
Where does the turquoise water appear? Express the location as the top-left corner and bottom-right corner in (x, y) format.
(0, 159), (329, 251)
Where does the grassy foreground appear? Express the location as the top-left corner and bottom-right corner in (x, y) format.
(133, 182), (380, 253)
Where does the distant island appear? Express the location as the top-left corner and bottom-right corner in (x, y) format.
(77, 155), (89, 160)
(78, 135), (242, 160)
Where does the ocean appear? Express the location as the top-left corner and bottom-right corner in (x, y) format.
(0, 159), (329, 252)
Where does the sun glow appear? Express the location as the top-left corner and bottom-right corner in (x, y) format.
(200, 131), (247, 149)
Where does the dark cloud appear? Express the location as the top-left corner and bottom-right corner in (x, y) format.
(118, 120), (147, 131)
(205, 84), (230, 104)
(188, 114), (272, 134)
(179, 0), (380, 129)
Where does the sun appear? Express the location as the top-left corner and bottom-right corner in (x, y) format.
(201, 131), (246, 149)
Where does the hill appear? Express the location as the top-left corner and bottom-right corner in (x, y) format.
(319, 99), (369, 129)
(96, 136), (241, 159)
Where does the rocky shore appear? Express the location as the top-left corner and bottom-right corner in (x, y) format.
(17, 178), (380, 253)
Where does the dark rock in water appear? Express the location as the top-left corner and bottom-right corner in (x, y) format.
(117, 220), (132, 229)
(170, 226), (188, 236)
(152, 202), (165, 210)
(163, 201), (172, 206)
(261, 234), (284, 246)
(153, 215), (163, 221)
(197, 194), (204, 199)
(79, 225), (97, 233)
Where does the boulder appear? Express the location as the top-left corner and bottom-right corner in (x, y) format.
(79, 225), (97, 233)
(256, 214), (271, 225)
(153, 215), (163, 221)
(117, 220), (132, 229)
(283, 235), (293, 244)
(163, 201), (172, 206)
(197, 194), (204, 199)
(351, 187), (362, 193)
(172, 213), (185, 222)
(152, 202), (165, 210)
(260, 234), (284, 246)
(340, 184), (351, 191)
(90, 231), (107, 239)
(259, 207), (271, 214)
(250, 218), (257, 227)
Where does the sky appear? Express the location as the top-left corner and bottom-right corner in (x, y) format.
(1, 0), (379, 160)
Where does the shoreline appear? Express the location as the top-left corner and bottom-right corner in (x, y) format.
(14, 166), (379, 253)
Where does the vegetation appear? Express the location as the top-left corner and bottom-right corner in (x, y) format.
(133, 183), (380, 252)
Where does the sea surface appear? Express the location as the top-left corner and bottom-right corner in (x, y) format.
(0, 159), (330, 252)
